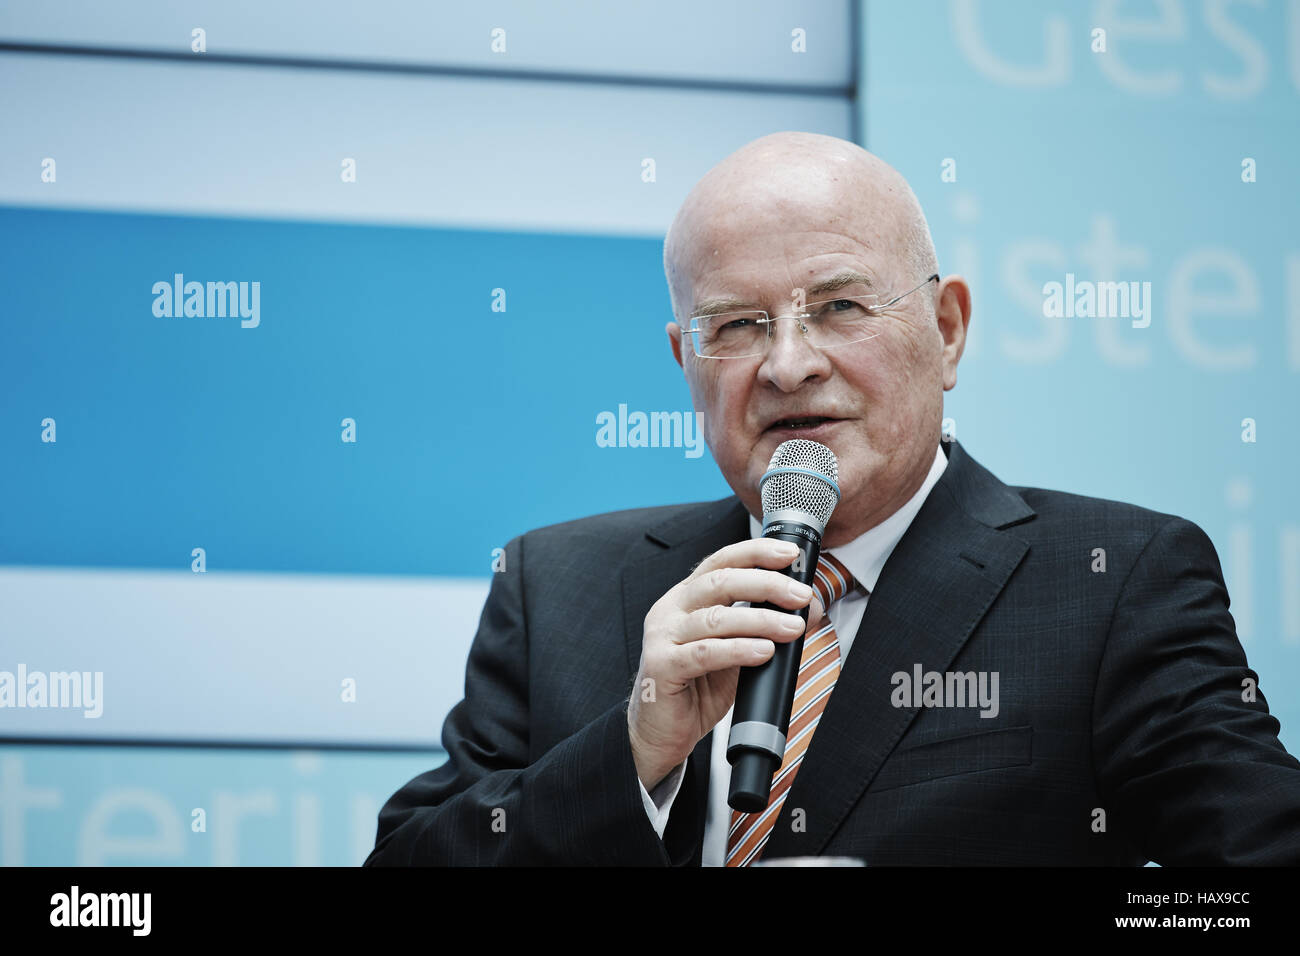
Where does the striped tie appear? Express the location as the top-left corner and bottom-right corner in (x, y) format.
(726, 551), (856, 867)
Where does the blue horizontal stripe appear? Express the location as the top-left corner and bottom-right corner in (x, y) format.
(0, 206), (731, 577)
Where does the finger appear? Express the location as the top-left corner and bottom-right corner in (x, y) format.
(689, 538), (801, 581)
(662, 636), (778, 683)
(674, 604), (807, 646)
(681, 566), (814, 614)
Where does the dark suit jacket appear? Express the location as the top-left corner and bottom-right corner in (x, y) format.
(365, 439), (1300, 865)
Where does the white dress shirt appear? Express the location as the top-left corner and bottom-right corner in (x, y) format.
(636, 442), (949, 865)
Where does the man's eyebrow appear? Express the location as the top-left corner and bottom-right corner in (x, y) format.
(805, 270), (876, 297)
(690, 296), (755, 318)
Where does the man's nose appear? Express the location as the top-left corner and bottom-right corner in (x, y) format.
(757, 315), (832, 391)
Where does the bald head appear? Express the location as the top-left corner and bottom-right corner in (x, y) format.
(663, 132), (937, 321)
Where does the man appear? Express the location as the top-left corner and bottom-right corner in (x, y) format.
(366, 132), (1300, 866)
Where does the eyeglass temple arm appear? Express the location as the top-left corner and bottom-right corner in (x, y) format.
(880, 273), (941, 308)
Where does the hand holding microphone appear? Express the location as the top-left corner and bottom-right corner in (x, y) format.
(626, 439), (838, 800)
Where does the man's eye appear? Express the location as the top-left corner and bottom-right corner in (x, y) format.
(820, 299), (867, 315)
(719, 316), (759, 330)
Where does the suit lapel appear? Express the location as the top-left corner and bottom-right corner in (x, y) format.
(762, 440), (1034, 858)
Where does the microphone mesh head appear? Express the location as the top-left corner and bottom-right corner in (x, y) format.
(760, 439), (840, 525)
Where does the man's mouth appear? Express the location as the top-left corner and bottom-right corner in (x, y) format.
(765, 416), (841, 432)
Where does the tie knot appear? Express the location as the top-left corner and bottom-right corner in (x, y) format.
(812, 552), (856, 610)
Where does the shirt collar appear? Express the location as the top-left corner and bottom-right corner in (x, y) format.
(748, 442), (948, 596)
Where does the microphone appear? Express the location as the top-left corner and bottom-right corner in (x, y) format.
(727, 439), (841, 813)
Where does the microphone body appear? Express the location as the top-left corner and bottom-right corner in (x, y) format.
(727, 439), (840, 813)
(726, 519), (823, 813)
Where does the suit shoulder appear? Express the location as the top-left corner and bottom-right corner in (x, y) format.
(514, 496), (737, 549)
(998, 484), (1220, 581)
(1009, 484), (1188, 537)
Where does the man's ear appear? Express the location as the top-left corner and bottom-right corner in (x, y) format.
(667, 321), (685, 369)
(935, 276), (971, 391)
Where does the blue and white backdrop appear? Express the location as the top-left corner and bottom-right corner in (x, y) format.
(1, 0), (1296, 864)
